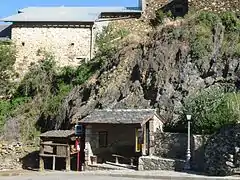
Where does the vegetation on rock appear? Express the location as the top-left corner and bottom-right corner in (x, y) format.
(0, 11), (239, 142)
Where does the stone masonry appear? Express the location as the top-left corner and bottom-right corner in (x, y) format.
(12, 23), (92, 74)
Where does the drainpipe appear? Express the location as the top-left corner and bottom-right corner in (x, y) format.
(89, 24), (94, 61)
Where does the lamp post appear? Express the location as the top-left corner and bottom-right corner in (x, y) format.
(184, 114), (192, 170)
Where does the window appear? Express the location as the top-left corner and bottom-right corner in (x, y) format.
(21, 42), (25, 46)
(98, 131), (108, 148)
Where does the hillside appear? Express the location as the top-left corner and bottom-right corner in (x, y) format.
(57, 11), (240, 132)
(0, 10), (239, 142)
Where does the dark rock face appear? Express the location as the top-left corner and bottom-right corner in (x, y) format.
(204, 124), (240, 176)
(56, 28), (240, 129)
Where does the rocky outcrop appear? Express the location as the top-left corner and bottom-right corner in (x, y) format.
(204, 124), (240, 176)
(56, 22), (240, 129)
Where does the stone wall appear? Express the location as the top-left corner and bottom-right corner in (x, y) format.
(0, 141), (38, 170)
(151, 132), (209, 171)
(138, 156), (185, 171)
(11, 23), (92, 75)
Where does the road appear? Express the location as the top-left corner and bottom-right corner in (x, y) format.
(0, 174), (150, 180)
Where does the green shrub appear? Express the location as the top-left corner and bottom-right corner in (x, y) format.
(220, 12), (240, 33)
(155, 10), (166, 25)
(195, 11), (221, 28)
(0, 100), (12, 131)
(189, 24), (213, 63)
(0, 42), (16, 96)
(166, 88), (239, 134)
(96, 24), (129, 56)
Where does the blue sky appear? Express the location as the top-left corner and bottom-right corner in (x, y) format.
(0, 0), (138, 19)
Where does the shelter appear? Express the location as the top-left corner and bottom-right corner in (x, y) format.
(80, 109), (165, 167)
(39, 130), (79, 171)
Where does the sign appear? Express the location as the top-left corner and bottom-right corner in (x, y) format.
(75, 124), (83, 136)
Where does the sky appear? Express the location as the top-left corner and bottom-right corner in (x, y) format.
(0, 0), (138, 19)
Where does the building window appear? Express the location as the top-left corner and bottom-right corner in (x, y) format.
(99, 131), (108, 148)
(22, 42), (25, 46)
(70, 43), (74, 46)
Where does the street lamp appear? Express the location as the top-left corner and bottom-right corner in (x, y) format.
(184, 114), (192, 170)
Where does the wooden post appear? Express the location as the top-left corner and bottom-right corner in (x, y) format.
(115, 156), (119, 164)
(66, 145), (71, 171)
(39, 141), (44, 171)
(52, 155), (56, 170)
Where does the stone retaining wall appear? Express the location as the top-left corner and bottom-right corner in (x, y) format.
(0, 141), (38, 170)
(151, 132), (209, 171)
(138, 156), (185, 171)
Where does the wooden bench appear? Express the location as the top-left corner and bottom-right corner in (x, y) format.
(112, 154), (134, 166)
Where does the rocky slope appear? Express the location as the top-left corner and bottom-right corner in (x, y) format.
(56, 14), (240, 129)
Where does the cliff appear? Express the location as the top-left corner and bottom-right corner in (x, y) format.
(56, 11), (240, 129)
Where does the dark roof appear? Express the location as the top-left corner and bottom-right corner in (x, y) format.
(80, 109), (161, 125)
(40, 130), (74, 138)
(0, 24), (11, 38)
(1, 7), (142, 23)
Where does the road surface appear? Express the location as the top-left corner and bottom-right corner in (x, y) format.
(0, 174), (150, 180)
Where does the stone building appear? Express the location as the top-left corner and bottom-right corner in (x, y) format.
(1, 1), (144, 74)
(79, 109), (165, 166)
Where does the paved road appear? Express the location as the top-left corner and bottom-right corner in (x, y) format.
(0, 174), (148, 180)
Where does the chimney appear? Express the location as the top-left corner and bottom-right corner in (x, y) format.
(138, 0), (146, 11)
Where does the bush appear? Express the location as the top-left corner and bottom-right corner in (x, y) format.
(170, 88), (239, 134)
(0, 41), (16, 96)
(220, 12), (240, 33)
(195, 11), (221, 28)
(96, 24), (129, 56)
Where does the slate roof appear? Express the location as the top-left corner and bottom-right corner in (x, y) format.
(80, 109), (162, 124)
(40, 130), (74, 138)
(1, 7), (142, 23)
(0, 24), (11, 38)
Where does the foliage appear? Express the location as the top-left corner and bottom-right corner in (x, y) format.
(0, 41), (16, 96)
(195, 11), (221, 28)
(220, 12), (240, 33)
(0, 49), (102, 141)
(96, 24), (129, 56)
(165, 88), (239, 134)
(152, 9), (174, 26)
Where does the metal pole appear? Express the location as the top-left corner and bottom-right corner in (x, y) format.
(185, 119), (191, 170)
(77, 150), (80, 171)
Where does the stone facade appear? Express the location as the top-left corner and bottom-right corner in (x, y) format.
(12, 23), (93, 74)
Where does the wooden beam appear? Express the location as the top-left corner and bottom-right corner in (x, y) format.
(40, 142), (68, 147)
(39, 153), (67, 158)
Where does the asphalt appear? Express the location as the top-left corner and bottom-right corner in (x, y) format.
(0, 169), (240, 180)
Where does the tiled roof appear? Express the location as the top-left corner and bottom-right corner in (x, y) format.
(40, 130), (74, 138)
(80, 109), (160, 124)
(1, 7), (142, 23)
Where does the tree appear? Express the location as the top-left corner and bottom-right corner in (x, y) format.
(0, 41), (16, 96)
